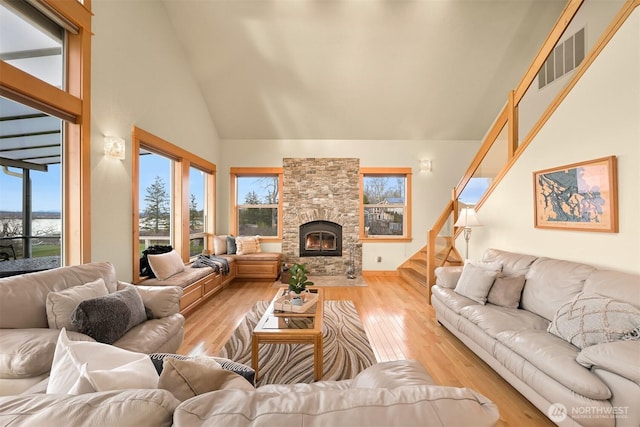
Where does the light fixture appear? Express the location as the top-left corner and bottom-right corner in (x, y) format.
(104, 136), (125, 160)
(419, 159), (432, 172)
(454, 207), (482, 259)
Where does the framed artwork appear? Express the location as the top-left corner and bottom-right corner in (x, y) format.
(533, 156), (618, 232)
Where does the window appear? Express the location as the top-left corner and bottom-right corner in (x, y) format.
(189, 166), (208, 256)
(0, 0), (92, 267)
(360, 168), (412, 241)
(231, 168), (282, 239)
(132, 127), (215, 282)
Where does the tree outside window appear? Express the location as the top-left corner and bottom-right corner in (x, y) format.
(361, 168), (412, 240)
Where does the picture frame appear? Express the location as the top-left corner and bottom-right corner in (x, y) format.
(533, 156), (618, 232)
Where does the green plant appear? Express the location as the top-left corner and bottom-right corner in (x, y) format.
(287, 263), (314, 294)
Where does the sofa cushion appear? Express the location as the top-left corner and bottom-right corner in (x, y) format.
(112, 313), (185, 355)
(71, 284), (148, 344)
(158, 357), (254, 401)
(454, 263), (498, 304)
(46, 329), (158, 395)
(521, 257), (595, 321)
(235, 236), (261, 255)
(0, 389), (179, 426)
(547, 292), (640, 349)
(0, 262), (118, 329)
(174, 386), (500, 427)
(45, 278), (109, 331)
(148, 250), (185, 280)
(577, 341), (640, 383)
(431, 286), (478, 314)
(351, 359), (435, 388)
(482, 248), (538, 277)
(459, 304), (549, 338)
(487, 275), (526, 308)
(434, 266), (463, 289)
(582, 269), (640, 310)
(496, 329), (611, 400)
(0, 329), (92, 379)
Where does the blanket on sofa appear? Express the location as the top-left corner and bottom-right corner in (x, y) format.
(192, 255), (230, 275)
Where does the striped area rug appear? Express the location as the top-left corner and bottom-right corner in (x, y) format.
(217, 300), (377, 386)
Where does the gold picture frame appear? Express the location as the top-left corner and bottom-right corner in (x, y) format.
(533, 156), (618, 232)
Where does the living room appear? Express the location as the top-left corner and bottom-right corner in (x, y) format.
(1, 0), (639, 426)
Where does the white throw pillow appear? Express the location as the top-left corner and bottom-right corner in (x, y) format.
(213, 235), (227, 255)
(46, 278), (109, 331)
(147, 250), (185, 280)
(454, 263), (499, 304)
(465, 259), (502, 272)
(46, 329), (159, 395)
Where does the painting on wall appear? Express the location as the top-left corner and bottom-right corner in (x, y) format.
(533, 156), (618, 232)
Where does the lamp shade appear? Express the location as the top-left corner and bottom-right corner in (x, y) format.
(454, 208), (482, 228)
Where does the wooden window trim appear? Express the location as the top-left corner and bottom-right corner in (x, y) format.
(132, 126), (216, 282)
(359, 167), (413, 242)
(230, 167), (283, 241)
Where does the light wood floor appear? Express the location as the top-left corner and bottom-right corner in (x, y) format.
(178, 275), (554, 427)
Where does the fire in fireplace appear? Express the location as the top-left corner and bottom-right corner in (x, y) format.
(299, 220), (342, 257)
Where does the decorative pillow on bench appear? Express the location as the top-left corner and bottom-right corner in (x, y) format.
(147, 250), (185, 280)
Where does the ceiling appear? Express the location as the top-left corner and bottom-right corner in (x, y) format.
(163, 0), (566, 141)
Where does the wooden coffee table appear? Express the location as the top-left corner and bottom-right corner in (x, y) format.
(252, 287), (324, 381)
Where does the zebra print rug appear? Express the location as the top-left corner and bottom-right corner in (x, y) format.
(217, 300), (377, 386)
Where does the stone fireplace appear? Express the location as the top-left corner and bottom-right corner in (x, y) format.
(282, 158), (361, 276)
(299, 220), (342, 257)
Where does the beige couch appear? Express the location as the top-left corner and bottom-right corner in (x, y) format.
(431, 249), (640, 427)
(0, 262), (184, 396)
(0, 359), (500, 426)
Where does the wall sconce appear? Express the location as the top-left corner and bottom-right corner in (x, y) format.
(419, 159), (432, 172)
(104, 136), (125, 160)
(454, 207), (482, 259)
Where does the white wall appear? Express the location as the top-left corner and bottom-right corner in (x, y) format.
(220, 139), (479, 271)
(91, 0), (221, 280)
(471, 9), (640, 274)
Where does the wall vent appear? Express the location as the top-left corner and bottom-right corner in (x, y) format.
(538, 27), (586, 89)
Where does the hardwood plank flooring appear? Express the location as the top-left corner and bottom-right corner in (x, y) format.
(178, 276), (554, 427)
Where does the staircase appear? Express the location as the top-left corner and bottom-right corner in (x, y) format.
(398, 237), (462, 290)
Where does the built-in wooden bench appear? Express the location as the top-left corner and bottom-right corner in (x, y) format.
(137, 252), (282, 316)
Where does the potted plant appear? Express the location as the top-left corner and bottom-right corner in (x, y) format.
(288, 263), (314, 296)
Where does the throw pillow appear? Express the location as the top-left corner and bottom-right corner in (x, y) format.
(149, 353), (256, 385)
(147, 250), (185, 280)
(46, 278), (109, 331)
(487, 275), (526, 308)
(226, 235), (237, 254)
(158, 357), (254, 401)
(454, 263), (499, 304)
(548, 292), (640, 349)
(465, 259), (502, 272)
(46, 328), (159, 395)
(434, 266), (463, 289)
(213, 235), (227, 255)
(235, 236), (261, 255)
(71, 284), (147, 344)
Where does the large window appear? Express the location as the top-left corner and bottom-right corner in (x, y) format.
(0, 0), (92, 268)
(132, 127), (215, 282)
(360, 168), (412, 241)
(231, 168), (282, 239)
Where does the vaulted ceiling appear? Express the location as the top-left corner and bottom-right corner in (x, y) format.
(163, 0), (566, 141)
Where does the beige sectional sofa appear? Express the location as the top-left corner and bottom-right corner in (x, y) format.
(0, 359), (500, 426)
(431, 248), (640, 427)
(0, 262), (184, 396)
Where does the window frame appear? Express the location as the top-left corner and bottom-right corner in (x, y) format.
(230, 167), (283, 241)
(0, 0), (92, 265)
(359, 167), (412, 242)
(132, 127), (215, 282)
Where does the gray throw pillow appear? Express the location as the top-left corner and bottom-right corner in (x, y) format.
(487, 275), (526, 308)
(226, 235), (237, 254)
(72, 285), (147, 344)
(434, 266), (463, 289)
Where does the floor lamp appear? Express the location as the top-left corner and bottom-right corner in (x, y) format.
(454, 207), (482, 260)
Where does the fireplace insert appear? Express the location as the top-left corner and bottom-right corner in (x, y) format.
(299, 220), (342, 257)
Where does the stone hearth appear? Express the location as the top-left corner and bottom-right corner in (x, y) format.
(282, 158), (361, 276)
